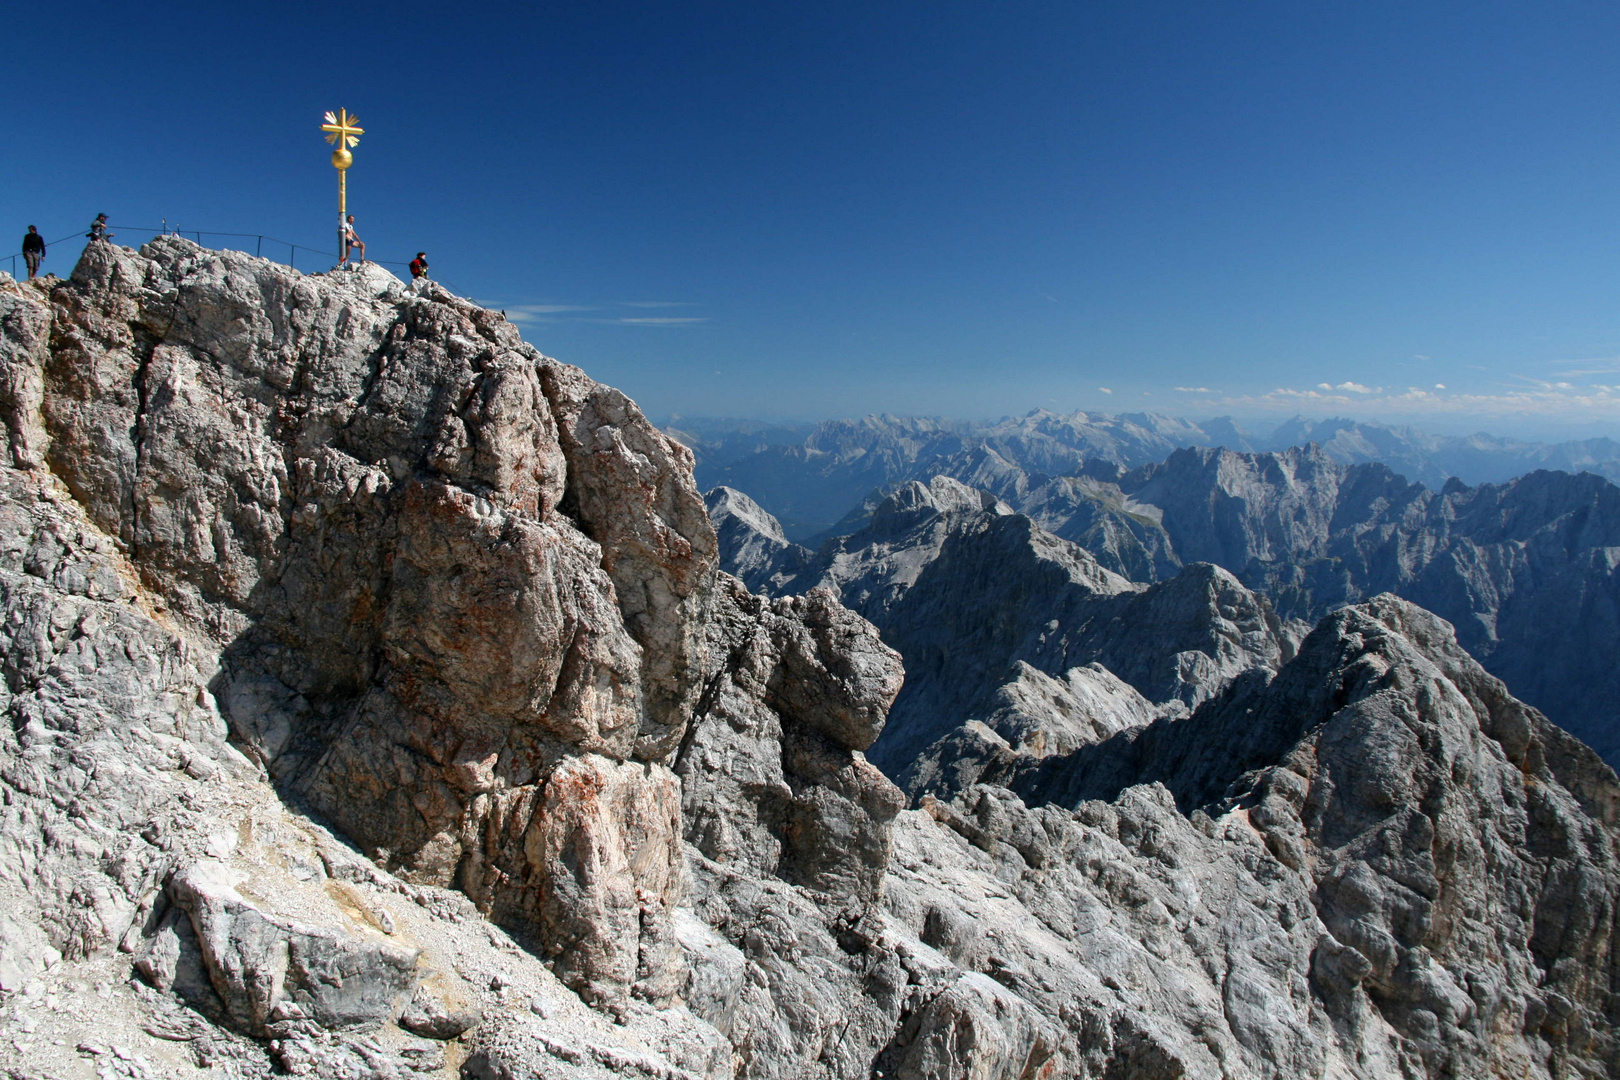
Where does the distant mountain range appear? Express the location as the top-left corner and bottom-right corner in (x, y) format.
(706, 478), (1298, 787)
(707, 446), (1620, 768)
(669, 411), (1620, 540)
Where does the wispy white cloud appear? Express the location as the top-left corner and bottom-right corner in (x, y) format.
(590, 316), (708, 327)
(1097, 386), (1113, 394)
(1174, 386), (1216, 393)
(1201, 379), (1620, 420)
(619, 301), (699, 309)
(1412, 354), (1431, 360)
(1552, 356), (1620, 377)
(478, 302), (600, 325)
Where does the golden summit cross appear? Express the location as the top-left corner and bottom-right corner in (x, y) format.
(322, 109), (364, 150)
(321, 109), (365, 264)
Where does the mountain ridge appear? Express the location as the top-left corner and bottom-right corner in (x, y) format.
(709, 437), (1620, 767)
(675, 410), (1620, 540)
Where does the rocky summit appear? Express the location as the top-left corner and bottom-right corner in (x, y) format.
(0, 239), (1614, 1079)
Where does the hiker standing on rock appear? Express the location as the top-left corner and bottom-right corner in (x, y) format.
(341, 214), (365, 265)
(87, 215), (113, 242)
(21, 227), (44, 279)
(410, 252), (429, 279)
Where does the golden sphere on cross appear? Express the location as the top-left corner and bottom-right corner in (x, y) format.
(321, 109), (364, 170)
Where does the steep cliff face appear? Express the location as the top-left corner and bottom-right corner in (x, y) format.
(1, 242), (1618, 1080)
(6, 236), (724, 1015)
(0, 239), (742, 1076)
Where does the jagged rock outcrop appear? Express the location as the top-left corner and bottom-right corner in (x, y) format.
(2, 241), (1619, 1080)
(0, 240), (732, 1075)
(710, 475), (1298, 780)
(985, 597), (1620, 1078)
(0, 442), (726, 1077)
(701, 498), (1620, 1079)
(679, 576), (905, 900)
(543, 361), (719, 758)
(671, 575), (913, 1076)
(25, 236), (713, 1015)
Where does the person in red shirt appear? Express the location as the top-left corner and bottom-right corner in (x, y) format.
(410, 252), (429, 279)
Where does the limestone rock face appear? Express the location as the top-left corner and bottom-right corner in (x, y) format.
(167, 860), (421, 1036)
(979, 596), (1620, 1078)
(0, 241), (719, 1038)
(4, 245), (1620, 1080)
(678, 575), (904, 903)
(504, 754), (686, 1010)
(542, 360), (719, 760)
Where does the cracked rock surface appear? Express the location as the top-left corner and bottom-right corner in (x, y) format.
(0, 242), (1615, 1080)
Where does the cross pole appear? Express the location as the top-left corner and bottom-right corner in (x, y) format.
(321, 109), (365, 264)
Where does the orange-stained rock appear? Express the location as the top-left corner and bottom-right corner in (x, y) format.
(494, 754), (686, 1011)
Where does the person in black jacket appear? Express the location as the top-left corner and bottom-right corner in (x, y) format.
(21, 227), (44, 280)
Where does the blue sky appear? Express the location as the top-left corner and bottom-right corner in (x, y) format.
(9, 2), (1620, 438)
